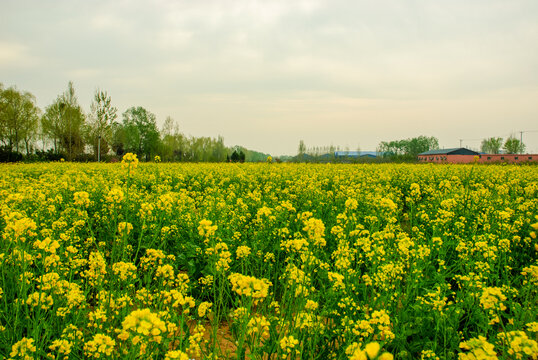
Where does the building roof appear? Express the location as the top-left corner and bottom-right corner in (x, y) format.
(419, 148), (479, 156)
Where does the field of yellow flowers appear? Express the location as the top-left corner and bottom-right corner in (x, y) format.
(1, 156), (537, 360)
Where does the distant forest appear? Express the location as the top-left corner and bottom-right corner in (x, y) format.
(0, 82), (270, 162)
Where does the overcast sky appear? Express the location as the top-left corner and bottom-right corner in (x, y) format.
(1, 0), (538, 155)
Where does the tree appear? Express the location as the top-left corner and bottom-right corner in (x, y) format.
(160, 116), (182, 161)
(378, 136), (439, 160)
(41, 82), (86, 160)
(0, 85), (40, 154)
(231, 150), (240, 162)
(121, 106), (160, 161)
(87, 90), (117, 161)
(41, 102), (63, 153)
(109, 122), (126, 156)
(480, 137), (503, 154)
(298, 140), (306, 162)
(503, 136), (525, 154)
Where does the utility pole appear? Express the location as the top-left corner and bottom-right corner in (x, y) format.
(98, 134), (101, 162)
(459, 139), (463, 148)
(520, 131), (523, 154)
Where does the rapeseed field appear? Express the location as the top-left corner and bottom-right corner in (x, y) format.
(1, 156), (537, 359)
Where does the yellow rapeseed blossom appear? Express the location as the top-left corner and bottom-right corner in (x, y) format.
(228, 273), (272, 304)
(236, 245), (251, 259)
(303, 217), (326, 247)
(105, 187), (124, 204)
(280, 335), (299, 359)
(497, 331), (538, 359)
(420, 350), (440, 360)
(247, 315), (270, 340)
(84, 334), (115, 358)
(118, 221), (133, 236)
(458, 336), (498, 360)
(1, 160), (538, 360)
(112, 261), (137, 281)
(10, 337), (37, 360)
(198, 301), (212, 318)
(480, 287), (507, 324)
(73, 191), (90, 208)
(83, 251), (107, 287)
(164, 350), (189, 360)
(119, 308), (167, 344)
(121, 152), (139, 172)
(26, 291), (53, 310)
(198, 219), (217, 238)
(49, 339), (72, 357)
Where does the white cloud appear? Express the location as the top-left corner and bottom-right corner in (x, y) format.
(66, 68), (103, 79)
(0, 41), (36, 67)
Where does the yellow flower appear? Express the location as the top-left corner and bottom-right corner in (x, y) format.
(236, 245), (251, 259)
(73, 191), (90, 207)
(198, 219), (217, 238)
(280, 335), (299, 358)
(459, 336), (498, 360)
(118, 221), (133, 236)
(10, 338), (36, 360)
(164, 350), (189, 360)
(365, 342), (380, 359)
(121, 308), (167, 343)
(26, 291), (53, 310)
(105, 187), (124, 204)
(112, 261), (137, 281)
(228, 273), (272, 304)
(121, 152), (139, 172)
(498, 331), (538, 359)
(49, 339), (72, 357)
(83, 251), (107, 287)
(379, 353), (394, 360)
(303, 217), (326, 247)
(420, 350), (440, 360)
(84, 334), (115, 358)
(247, 315), (270, 340)
(305, 300), (319, 311)
(198, 301), (213, 317)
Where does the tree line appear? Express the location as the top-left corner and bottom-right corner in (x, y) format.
(0, 82), (269, 162)
(294, 136), (441, 163)
(294, 134), (528, 163)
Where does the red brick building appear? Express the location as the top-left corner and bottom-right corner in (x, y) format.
(418, 148), (537, 164)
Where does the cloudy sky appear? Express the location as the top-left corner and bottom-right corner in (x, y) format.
(1, 0), (538, 155)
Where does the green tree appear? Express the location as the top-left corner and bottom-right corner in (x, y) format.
(297, 140), (306, 162)
(231, 150), (240, 162)
(87, 90), (117, 161)
(160, 116), (181, 161)
(41, 102), (63, 153)
(109, 122), (126, 156)
(480, 137), (503, 154)
(503, 136), (525, 154)
(0, 85), (40, 154)
(121, 106), (160, 161)
(41, 82), (86, 160)
(379, 136), (438, 160)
